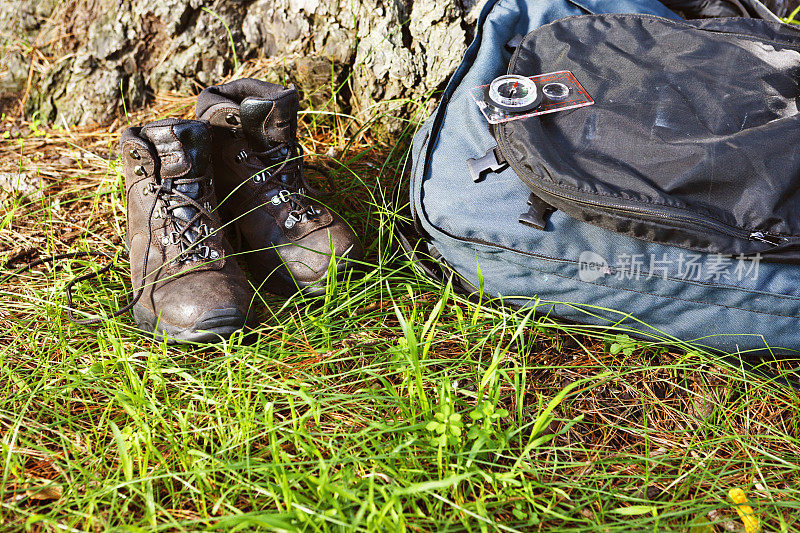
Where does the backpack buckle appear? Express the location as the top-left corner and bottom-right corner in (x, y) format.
(518, 193), (555, 230)
(467, 146), (508, 183)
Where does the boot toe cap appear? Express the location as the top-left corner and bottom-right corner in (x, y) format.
(280, 227), (364, 286)
(138, 274), (252, 343)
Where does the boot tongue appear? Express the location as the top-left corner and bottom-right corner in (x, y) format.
(239, 86), (299, 152)
(141, 119), (210, 224)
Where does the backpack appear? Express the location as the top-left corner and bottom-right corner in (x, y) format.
(404, 0), (800, 355)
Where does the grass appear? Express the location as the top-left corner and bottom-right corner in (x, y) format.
(2, 64), (800, 532)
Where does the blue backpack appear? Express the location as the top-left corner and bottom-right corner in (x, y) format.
(406, 0), (800, 355)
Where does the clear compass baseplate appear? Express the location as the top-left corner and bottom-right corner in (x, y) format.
(471, 70), (593, 124)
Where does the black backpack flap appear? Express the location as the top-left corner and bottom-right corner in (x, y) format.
(496, 14), (800, 261)
(657, 0), (785, 20)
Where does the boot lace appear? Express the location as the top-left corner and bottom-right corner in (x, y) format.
(237, 141), (323, 227)
(146, 175), (218, 263)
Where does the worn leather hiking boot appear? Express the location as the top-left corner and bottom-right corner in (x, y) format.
(121, 119), (252, 343)
(196, 78), (363, 296)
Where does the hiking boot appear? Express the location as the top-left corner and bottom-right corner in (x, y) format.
(196, 78), (363, 296)
(120, 119), (252, 343)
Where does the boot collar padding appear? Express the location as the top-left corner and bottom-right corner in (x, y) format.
(140, 119), (211, 181)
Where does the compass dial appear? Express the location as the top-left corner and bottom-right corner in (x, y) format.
(485, 75), (541, 112)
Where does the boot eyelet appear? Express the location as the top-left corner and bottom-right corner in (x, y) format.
(269, 189), (292, 205)
(209, 250), (219, 259)
(129, 149), (141, 160)
(161, 235), (170, 246)
(225, 113), (239, 125)
(134, 165), (145, 176)
(284, 212), (302, 229)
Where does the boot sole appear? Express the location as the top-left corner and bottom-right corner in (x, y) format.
(132, 304), (246, 344)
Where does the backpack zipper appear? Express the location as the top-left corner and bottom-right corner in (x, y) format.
(495, 130), (791, 250)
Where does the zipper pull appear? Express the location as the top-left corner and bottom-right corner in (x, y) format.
(749, 231), (786, 246)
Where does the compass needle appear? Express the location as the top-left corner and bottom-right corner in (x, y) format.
(486, 74), (541, 113)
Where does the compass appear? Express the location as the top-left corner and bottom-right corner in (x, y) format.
(485, 74), (542, 113)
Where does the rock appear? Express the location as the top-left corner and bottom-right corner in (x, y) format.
(1, 0), (486, 132)
(634, 484), (668, 501)
(0, 172), (41, 199)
